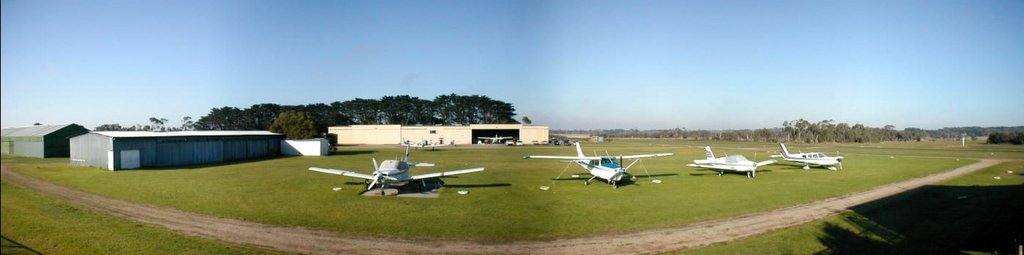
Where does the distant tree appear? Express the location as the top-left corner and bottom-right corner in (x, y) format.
(245, 103), (282, 130)
(95, 124), (125, 131)
(33, 123), (43, 126)
(339, 98), (382, 124)
(195, 107), (245, 130)
(521, 116), (532, 125)
(269, 111), (317, 140)
(148, 117), (168, 131)
(180, 116), (195, 131)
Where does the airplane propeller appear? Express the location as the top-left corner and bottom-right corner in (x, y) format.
(835, 151), (843, 170)
(367, 158), (381, 191)
(368, 172), (381, 191)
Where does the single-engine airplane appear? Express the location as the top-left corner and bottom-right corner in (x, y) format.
(524, 142), (673, 188)
(770, 143), (844, 171)
(687, 146), (775, 178)
(309, 145), (484, 195)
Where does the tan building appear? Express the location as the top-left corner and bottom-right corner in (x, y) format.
(329, 124), (549, 145)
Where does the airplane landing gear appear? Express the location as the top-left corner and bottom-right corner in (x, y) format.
(802, 165), (811, 170)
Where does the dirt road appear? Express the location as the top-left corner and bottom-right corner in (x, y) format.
(0, 159), (1003, 254)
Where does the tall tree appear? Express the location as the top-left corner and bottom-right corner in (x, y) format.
(180, 116), (195, 131)
(269, 111), (317, 140)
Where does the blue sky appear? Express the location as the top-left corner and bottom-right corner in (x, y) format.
(3, 0), (1022, 130)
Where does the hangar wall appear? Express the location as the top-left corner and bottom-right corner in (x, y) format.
(70, 131), (283, 171)
(329, 124), (549, 145)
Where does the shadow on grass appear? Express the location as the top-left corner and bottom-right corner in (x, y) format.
(443, 183), (512, 188)
(687, 169), (772, 177)
(0, 235), (43, 255)
(134, 156), (281, 171)
(814, 184), (1024, 254)
(330, 150), (377, 156)
(635, 173), (679, 178)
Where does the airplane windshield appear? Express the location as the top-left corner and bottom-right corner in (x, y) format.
(600, 158), (621, 168)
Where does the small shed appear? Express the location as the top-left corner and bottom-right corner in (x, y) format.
(1, 124), (89, 158)
(70, 131), (284, 170)
(281, 138), (330, 156)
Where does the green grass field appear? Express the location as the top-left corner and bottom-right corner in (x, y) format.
(2, 140), (992, 241)
(0, 180), (277, 255)
(676, 160), (1024, 254)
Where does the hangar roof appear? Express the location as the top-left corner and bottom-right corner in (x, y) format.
(1, 124), (82, 137)
(92, 131), (281, 138)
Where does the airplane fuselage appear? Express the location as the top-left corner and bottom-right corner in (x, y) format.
(373, 160), (412, 187)
(691, 158), (758, 172)
(574, 160), (629, 183)
(780, 153), (842, 166)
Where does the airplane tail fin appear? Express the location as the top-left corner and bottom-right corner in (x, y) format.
(404, 144), (411, 161)
(575, 142), (585, 158)
(704, 146), (715, 159)
(779, 143), (791, 158)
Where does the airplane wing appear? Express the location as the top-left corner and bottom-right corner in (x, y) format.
(755, 160), (776, 167)
(410, 167), (485, 180)
(619, 153), (674, 159)
(309, 167), (377, 180)
(524, 155), (601, 160)
(686, 164), (749, 172)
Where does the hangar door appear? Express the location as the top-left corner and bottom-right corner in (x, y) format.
(471, 129), (519, 144)
(120, 150), (141, 169)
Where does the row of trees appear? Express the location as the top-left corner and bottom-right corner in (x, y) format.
(555, 120), (1024, 144)
(987, 132), (1024, 145)
(95, 117), (196, 132)
(193, 94), (519, 134)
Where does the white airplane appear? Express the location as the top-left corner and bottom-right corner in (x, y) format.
(477, 134), (514, 144)
(524, 142), (673, 188)
(687, 146), (775, 178)
(309, 145), (484, 194)
(406, 139), (449, 150)
(770, 143), (844, 171)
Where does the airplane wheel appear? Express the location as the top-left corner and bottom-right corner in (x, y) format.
(584, 181), (590, 185)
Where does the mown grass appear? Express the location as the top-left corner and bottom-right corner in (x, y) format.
(2, 140), (989, 241)
(635, 139), (1024, 160)
(676, 160), (1024, 254)
(0, 180), (278, 255)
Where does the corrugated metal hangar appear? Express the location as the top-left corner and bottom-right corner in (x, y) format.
(70, 131), (284, 170)
(1, 124), (89, 158)
(329, 124), (549, 145)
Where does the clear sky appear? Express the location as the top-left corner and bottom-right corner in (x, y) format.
(3, 0), (1022, 130)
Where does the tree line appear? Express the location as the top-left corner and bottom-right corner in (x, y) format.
(555, 119), (1024, 144)
(193, 94), (518, 134)
(92, 94), (520, 137)
(986, 132), (1024, 145)
(95, 117), (196, 132)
